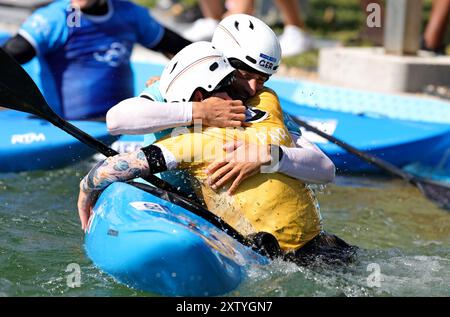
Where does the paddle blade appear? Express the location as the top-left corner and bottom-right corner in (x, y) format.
(414, 179), (450, 211)
(0, 48), (53, 118)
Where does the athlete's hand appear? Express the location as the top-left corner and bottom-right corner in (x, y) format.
(205, 141), (272, 195)
(145, 76), (160, 87)
(193, 97), (246, 128)
(77, 186), (101, 232)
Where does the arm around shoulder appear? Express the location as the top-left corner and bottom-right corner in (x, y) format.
(106, 97), (192, 135)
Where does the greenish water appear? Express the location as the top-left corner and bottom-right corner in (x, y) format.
(0, 162), (448, 297)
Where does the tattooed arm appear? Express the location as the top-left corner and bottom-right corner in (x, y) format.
(77, 146), (167, 231)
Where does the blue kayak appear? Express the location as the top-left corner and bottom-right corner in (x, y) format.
(267, 77), (450, 125)
(280, 97), (450, 173)
(85, 182), (267, 296)
(0, 110), (117, 172)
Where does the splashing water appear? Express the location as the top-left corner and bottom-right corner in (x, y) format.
(0, 164), (448, 296)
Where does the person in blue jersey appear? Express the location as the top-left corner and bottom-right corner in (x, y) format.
(1, 0), (191, 120)
(107, 14), (336, 195)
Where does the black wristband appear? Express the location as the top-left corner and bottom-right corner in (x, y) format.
(2, 34), (36, 64)
(141, 145), (168, 174)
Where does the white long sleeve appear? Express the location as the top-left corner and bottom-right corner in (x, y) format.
(106, 97), (192, 135)
(278, 133), (335, 184)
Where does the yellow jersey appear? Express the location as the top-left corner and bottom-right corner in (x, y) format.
(155, 88), (322, 251)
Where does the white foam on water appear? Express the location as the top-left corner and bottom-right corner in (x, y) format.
(234, 247), (450, 297)
(368, 255), (450, 296)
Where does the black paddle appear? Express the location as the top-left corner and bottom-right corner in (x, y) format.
(0, 48), (265, 253)
(288, 113), (450, 211)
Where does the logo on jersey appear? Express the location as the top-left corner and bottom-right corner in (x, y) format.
(93, 42), (131, 67)
(244, 107), (269, 123)
(259, 53), (277, 71)
(27, 14), (51, 37)
(11, 133), (46, 145)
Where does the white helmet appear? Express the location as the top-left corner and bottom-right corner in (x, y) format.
(159, 41), (235, 103)
(212, 14), (281, 76)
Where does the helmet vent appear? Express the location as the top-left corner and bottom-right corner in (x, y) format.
(169, 62), (178, 74)
(249, 20), (254, 30)
(209, 62), (219, 71)
(245, 55), (257, 64)
(234, 21), (239, 30)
